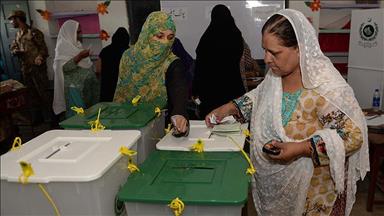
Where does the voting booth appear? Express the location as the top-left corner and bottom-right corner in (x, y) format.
(348, 8), (384, 109)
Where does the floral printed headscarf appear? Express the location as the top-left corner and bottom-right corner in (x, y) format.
(113, 11), (177, 104)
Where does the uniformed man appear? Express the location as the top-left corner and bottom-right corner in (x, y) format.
(8, 10), (52, 123)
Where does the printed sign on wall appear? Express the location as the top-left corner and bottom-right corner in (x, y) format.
(163, 7), (187, 20)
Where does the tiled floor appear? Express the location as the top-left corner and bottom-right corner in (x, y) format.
(4, 123), (384, 215)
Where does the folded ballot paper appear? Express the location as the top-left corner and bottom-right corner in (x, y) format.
(209, 114), (237, 125)
(211, 122), (242, 136)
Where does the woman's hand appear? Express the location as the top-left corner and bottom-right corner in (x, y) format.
(74, 49), (90, 64)
(204, 101), (238, 128)
(171, 115), (188, 136)
(267, 140), (312, 163)
(34, 56), (44, 65)
(191, 96), (201, 105)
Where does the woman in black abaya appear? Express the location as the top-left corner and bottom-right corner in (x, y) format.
(192, 4), (245, 118)
(97, 27), (130, 102)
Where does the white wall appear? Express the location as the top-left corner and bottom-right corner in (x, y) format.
(161, 0), (285, 59)
(98, 0), (129, 47)
(46, 0), (96, 11)
(45, 0), (129, 47)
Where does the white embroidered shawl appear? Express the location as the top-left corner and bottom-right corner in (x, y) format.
(247, 9), (369, 216)
(53, 20), (92, 114)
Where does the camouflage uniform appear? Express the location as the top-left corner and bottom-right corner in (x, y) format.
(10, 26), (51, 121)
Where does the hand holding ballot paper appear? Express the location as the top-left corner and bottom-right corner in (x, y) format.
(205, 101), (241, 128)
(156, 120), (248, 151)
(208, 116), (242, 137)
(203, 100), (246, 140)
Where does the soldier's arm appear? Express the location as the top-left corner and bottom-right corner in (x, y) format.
(32, 29), (49, 60)
(10, 39), (19, 55)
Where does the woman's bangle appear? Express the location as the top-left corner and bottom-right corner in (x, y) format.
(230, 100), (240, 115)
(309, 138), (321, 167)
(231, 100), (246, 123)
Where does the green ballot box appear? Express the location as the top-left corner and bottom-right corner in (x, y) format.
(118, 150), (250, 216)
(60, 102), (165, 164)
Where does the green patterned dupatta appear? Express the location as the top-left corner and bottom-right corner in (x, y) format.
(113, 11), (178, 105)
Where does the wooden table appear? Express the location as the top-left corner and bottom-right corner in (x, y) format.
(0, 87), (28, 114)
(365, 109), (384, 211)
(0, 80), (28, 146)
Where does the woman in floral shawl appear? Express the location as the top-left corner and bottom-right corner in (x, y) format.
(205, 9), (368, 216)
(114, 11), (189, 136)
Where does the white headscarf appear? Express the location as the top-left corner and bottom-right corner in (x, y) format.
(52, 20), (92, 114)
(247, 9), (369, 216)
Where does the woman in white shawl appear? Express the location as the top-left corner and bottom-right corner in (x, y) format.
(205, 9), (368, 216)
(53, 20), (98, 117)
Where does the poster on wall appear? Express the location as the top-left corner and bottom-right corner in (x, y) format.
(289, 0), (320, 34)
